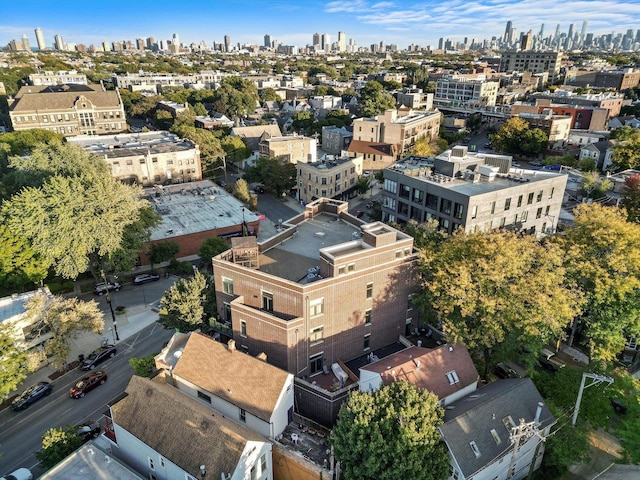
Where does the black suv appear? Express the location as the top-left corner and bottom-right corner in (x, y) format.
(81, 345), (117, 370)
(76, 420), (102, 441)
(11, 382), (52, 410)
(494, 362), (519, 379)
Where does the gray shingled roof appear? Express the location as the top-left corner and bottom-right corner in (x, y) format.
(11, 84), (121, 112)
(439, 378), (554, 478)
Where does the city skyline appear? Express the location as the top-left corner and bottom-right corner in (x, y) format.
(1, 0), (640, 50)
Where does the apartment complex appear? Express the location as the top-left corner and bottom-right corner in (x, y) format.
(258, 134), (317, 164)
(499, 51), (563, 83)
(381, 147), (567, 237)
(28, 70), (88, 86)
(113, 70), (230, 93)
(511, 101), (610, 131)
(396, 85), (434, 110)
(68, 131), (202, 186)
(434, 77), (499, 107)
(212, 199), (420, 379)
(8, 84), (127, 137)
(351, 108), (441, 158)
(297, 155), (363, 203)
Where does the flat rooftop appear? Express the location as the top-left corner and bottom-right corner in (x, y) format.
(0, 289), (49, 323)
(259, 212), (362, 283)
(146, 180), (260, 241)
(69, 131), (196, 158)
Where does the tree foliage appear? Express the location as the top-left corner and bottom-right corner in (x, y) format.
(611, 133), (640, 171)
(556, 204), (640, 360)
(148, 241), (180, 267)
(25, 293), (104, 369)
(579, 171), (613, 199)
(0, 224), (49, 293)
(233, 178), (252, 203)
(36, 425), (85, 469)
(359, 80), (396, 117)
(419, 230), (582, 374)
(129, 355), (155, 377)
(491, 117), (548, 155)
(621, 173), (640, 223)
(244, 157), (296, 196)
(198, 237), (229, 266)
(211, 77), (259, 118)
(0, 322), (30, 402)
(159, 271), (208, 331)
(331, 381), (449, 480)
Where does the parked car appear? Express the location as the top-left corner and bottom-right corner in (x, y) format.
(94, 281), (121, 295)
(494, 362), (519, 379)
(80, 345), (117, 370)
(537, 348), (566, 372)
(253, 185), (265, 194)
(0, 468), (32, 480)
(512, 162), (521, 168)
(530, 160), (543, 167)
(133, 273), (160, 285)
(11, 382), (52, 411)
(76, 420), (102, 441)
(70, 370), (108, 398)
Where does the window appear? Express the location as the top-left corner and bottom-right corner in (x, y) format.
(521, 210), (528, 222)
(310, 298), (324, 317)
(440, 199), (451, 214)
(197, 391), (211, 403)
(366, 282), (373, 299)
(240, 408), (246, 422)
(502, 415), (516, 431)
(470, 441), (481, 458)
(412, 188), (424, 203)
(338, 266), (346, 275)
(364, 333), (371, 350)
(262, 292), (273, 311)
(536, 207), (542, 219)
(160, 457), (165, 468)
(310, 353), (323, 374)
(453, 203), (464, 219)
(148, 458), (155, 471)
(399, 184), (410, 199)
(222, 278), (233, 294)
(504, 198), (511, 211)
(549, 187), (555, 199)
(491, 429), (502, 445)
(139, 158), (146, 164)
(240, 321), (247, 337)
(471, 205), (478, 219)
(310, 326), (324, 344)
(347, 263), (355, 272)
(126, 159), (132, 166)
(364, 309), (372, 325)
(261, 454), (267, 474)
(250, 466), (257, 480)
(446, 370), (460, 384)
(545, 205), (550, 216)
(490, 201), (496, 214)
(517, 195), (523, 207)
(527, 192), (534, 205)
(426, 193), (438, 210)
(536, 190), (543, 202)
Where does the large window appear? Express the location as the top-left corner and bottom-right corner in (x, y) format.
(310, 298), (324, 317)
(453, 203), (464, 219)
(364, 334), (371, 351)
(241, 321), (247, 337)
(412, 188), (424, 203)
(222, 277), (233, 295)
(399, 184), (410, 199)
(440, 199), (451, 215)
(527, 192), (534, 205)
(310, 326), (324, 344)
(366, 282), (373, 300)
(262, 292), (273, 311)
(364, 309), (372, 325)
(536, 190), (543, 202)
(504, 198), (511, 211)
(384, 179), (398, 194)
(310, 353), (323, 374)
(426, 193), (438, 210)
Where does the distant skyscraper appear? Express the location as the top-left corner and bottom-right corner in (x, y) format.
(520, 31), (533, 51)
(321, 33), (330, 52)
(539, 24), (544, 39)
(554, 24), (560, 40)
(224, 35), (230, 52)
(264, 34), (271, 48)
(172, 33), (180, 47)
(580, 20), (588, 42)
(312, 33), (320, 48)
(54, 34), (64, 50)
(21, 34), (31, 52)
(102, 41), (111, 52)
(146, 37), (155, 49)
(136, 38), (145, 50)
(567, 23), (575, 40)
(504, 20), (512, 43)
(338, 31), (346, 52)
(34, 27), (45, 51)
(438, 37), (444, 50)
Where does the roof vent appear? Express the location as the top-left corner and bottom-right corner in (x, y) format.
(228, 339), (236, 352)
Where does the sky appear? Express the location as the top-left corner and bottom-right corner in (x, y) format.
(1, 0), (640, 50)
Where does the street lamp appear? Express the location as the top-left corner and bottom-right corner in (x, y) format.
(101, 269), (120, 343)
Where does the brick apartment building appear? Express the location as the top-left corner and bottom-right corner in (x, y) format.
(297, 155), (363, 203)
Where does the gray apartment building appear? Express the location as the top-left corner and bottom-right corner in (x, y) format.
(499, 51), (563, 84)
(381, 147), (567, 237)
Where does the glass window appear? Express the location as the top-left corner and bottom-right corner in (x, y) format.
(399, 184), (410, 199)
(261, 454), (267, 473)
(536, 207), (542, 219)
(398, 202), (408, 215)
(240, 408), (246, 422)
(338, 266), (345, 275)
(222, 278), (234, 295)
(440, 199), (451, 214)
(197, 391), (211, 403)
(522, 210), (528, 222)
(412, 188), (424, 203)
(241, 321), (247, 337)
(453, 203), (464, 219)
(527, 192), (534, 205)
(536, 190), (543, 202)
(310, 353), (323, 374)
(364, 334), (371, 350)
(446, 370), (460, 384)
(366, 282), (373, 299)
(490, 201), (496, 214)
(364, 309), (372, 325)
(426, 193), (438, 210)
(517, 195), (523, 207)
(549, 187), (554, 199)
(310, 298), (324, 317)
(504, 198), (511, 211)
(310, 326), (324, 344)
(262, 292), (273, 311)
(471, 205), (478, 219)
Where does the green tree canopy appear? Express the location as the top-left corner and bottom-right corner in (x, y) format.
(556, 203), (640, 360)
(212, 77), (259, 118)
(244, 157), (296, 197)
(331, 380), (449, 480)
(579, 171), (613, 199)
(198, 237), (230, 266)
(148, 241), (180, 268)
(36, 425), (85, 469)
(170, 124), (224, 174)
(159, 271), (208, 331)
(419, 230), (582, 374)
(611, 134), (640, 171)
(622, 172), (640, 223)
(25, 293), (104, 369)
(491, 117), (548, 155)
(359, 80), (396, 117)
(0, 321), (30, 402)
(260, 87), (281, 102)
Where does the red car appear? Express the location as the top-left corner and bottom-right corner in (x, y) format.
(70, 370), (108, 398)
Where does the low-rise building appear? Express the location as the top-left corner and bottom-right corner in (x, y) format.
(0, 287), (53, 353)
(516, 109), (572, 150)
(499, 50), (563, 83)
(109, 376), (273, 480)
(511, 99), (611, 131)
(381, 147), (567, 237)
(297, 155), (363, 203)
(28, 70), (88, 86)
(68, 131), (201, 186)
(8, 84), (127, 137)
(346, 140), (397, 171)
(195, 113), (234, 129)
(113, 70), (230, 94)
(321, 125), (353, 155)
(435, 77), (499, 108)
(579, 140), (613, 171)
(157, 100), (189, 117)
(396, 85), (434, 110)
(259, 134), (317, 164)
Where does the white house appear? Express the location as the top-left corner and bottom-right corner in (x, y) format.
(157, 332), (295, 439)
(109, 376), (273, 480)
(358, 344), (479, 406)
(579, 140), (614, 171)
(439, 378), (554, 480)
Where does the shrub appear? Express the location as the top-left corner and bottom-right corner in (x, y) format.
(168, 258), (194, 276)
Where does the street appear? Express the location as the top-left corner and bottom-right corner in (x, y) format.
(0, 322), (174, 477)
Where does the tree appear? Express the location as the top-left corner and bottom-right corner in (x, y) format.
(221, 135), (251, 164)
(245, 157), (296, 197)
(292, 110), (313, 131)
(24, 293), (104, 369)
(2, 163), (146, 280)
(356, 177), (371, 195)
(579, 171), (613, 199)
(0, 322), (29, 402)
(491, 117), (547, 155)
(260, 87), (280, 102)
(359, 80), (396, 117)
(410, 136), (432, 157)
(611, 134), (640, 171)
(419, 230), (582, 375)
(198, 237), (229, 266)
(233, 178), (251, 203)
(212, 77), (259, 118)
(0, 224), (49, 293)
(621, 173), (640, 223)
(170, 124), (224, 174)
(193, 102), (208, 116)
(148, 241), (180, 269)
(556, 204), (640, 360)
(159, 271), (208, 331)
(36, 425), (85, 469)
(331, 381), (449, 480)
(129, 355), (155, 377)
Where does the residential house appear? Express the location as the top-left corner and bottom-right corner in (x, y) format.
(109, 376), (273, 480)
(608, 115), (640, 129)
(579, 140), (614, 171)
(511, 100), (610, 131)
(195, 113), (234, 129)
(8, 84), (127, 137)
(297, 154), (363, 203)
(347, 140), (397, 171)
(396, 85), (434, 110)
(156, 100), (188, 117)
(321, 125), (353, 155)
(259, 134), (317, 164)
(308, 96), (342, 110)
(381, 147), (567, 237)
(157, 332), (294, 439)
(359, 344), (479, 406)
(440, 378), (554, 480)
(516, 109), (572, 150)
(231, 124), (283, 168)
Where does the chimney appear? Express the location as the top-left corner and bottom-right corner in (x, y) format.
(227, 339), (236, 352)
(256, 352), (268, 362)
(534, 402), (544, 425)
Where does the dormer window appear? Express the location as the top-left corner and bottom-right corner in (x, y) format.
(446, 370), (460, 384)
(469, 441), (481, 458)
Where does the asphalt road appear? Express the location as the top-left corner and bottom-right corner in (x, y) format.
(0, 322), (174, 477)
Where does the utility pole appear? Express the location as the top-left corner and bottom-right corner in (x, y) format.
(507, 419), (536, 479)
(572, 372), (614, 426)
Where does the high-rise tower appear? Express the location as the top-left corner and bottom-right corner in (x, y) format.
(54, 34), (64, 51)
(504, 20), (512, 43)
(338, 31), (346, 52)
(224, 35), (230, 52)
(34, 27), (45, 51)
(264, 34), (271, 48)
